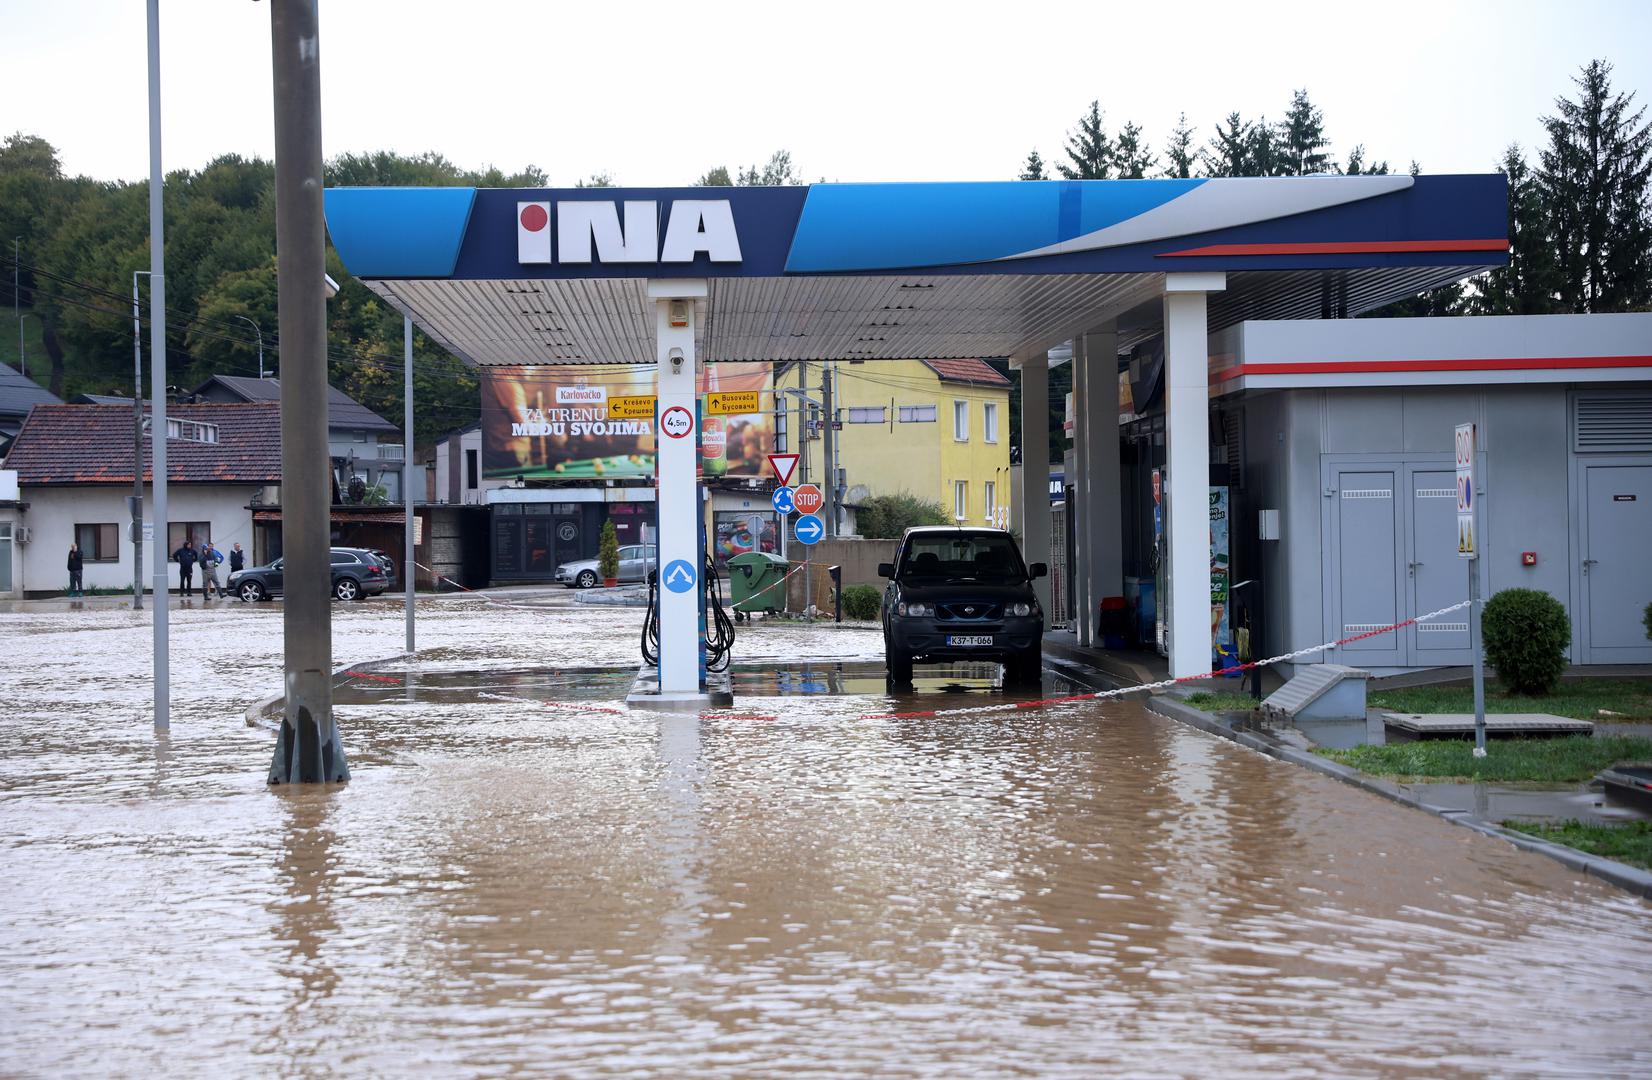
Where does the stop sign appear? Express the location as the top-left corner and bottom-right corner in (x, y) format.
(793, 484), (824, 515)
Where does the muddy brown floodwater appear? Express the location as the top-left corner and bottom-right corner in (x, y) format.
(2, 596), (1650, 1077)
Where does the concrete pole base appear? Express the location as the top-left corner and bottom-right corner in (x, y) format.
(625, 666), (733, 712)
(268, 705), (351, 784)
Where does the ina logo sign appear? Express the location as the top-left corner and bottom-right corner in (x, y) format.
(517, 200), (742, 265)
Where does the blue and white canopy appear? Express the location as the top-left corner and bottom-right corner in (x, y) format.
(325, 175), (1507, 366)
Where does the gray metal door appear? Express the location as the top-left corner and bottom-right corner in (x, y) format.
(1582, 464), (1652, 663)
(1406, 467), (1472, 662)
(1327, 468), (1404, 666)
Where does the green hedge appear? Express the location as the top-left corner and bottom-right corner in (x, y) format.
(840, 584), (882, 620)
(1481, 588), (1570, 695)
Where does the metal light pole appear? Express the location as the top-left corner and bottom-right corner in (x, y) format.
(16, 312), (36, 378)
(233, 314), (264, 379)
(267, 0), (347, 783)
(12, 237), (20, 370)
(132, 270), (151, 612)
(403, 315), (415, 655)
(146, 0), (169, 732)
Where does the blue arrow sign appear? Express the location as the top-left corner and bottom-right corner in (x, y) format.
(794, 513), (824, 545)
(771, 486), (796, 515)
(662, 558), (697, 593)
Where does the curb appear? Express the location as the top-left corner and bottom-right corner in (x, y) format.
(1143, 694), (1652, 901)
(243, 651), (415, 731)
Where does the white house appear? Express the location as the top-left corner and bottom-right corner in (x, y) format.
(0, 402), (282, 597)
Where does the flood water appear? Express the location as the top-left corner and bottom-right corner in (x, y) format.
(2, 597), (1650, 1076)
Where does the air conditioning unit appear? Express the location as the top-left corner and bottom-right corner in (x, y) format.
(14, 525), (31, 544)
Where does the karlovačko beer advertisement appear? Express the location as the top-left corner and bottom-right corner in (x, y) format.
(481, 363), (773, 480)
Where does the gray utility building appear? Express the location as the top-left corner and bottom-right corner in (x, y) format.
(191, 375), (407, 502)
(1054, 312), (1652, 675)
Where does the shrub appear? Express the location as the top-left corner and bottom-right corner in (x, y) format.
(1481, 588), (1570, 695)
(1644, 600), (1652, 642)
(855, 492), (950, 539)
(597, 520), (619, 581)
(840, 583), (882, 620)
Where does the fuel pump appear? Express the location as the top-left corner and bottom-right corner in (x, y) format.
(641, 482), (736, 677)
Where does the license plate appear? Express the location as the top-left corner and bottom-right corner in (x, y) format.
(946, 635), (994, 646)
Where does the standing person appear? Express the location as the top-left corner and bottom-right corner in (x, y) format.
(199, 540), (223, 600)
(67, 542), (83, 597)
(229, 543), (245, 575)
(173, 538), (198, 597)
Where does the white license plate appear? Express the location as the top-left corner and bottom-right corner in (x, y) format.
(946, 635), (994, 646)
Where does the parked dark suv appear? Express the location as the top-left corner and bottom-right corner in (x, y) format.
(878, 527), (1046, 685)
(228, 547), (390, 603)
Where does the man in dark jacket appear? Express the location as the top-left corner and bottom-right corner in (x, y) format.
(67, 543), (83, 597)
(173, 539), (198, 597)
(229, 543), (245, 573)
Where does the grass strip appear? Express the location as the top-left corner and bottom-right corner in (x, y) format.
(1503, 819), (1652, 871)
(1318, 735), (1652, 784)
(1369, 679), (1652, 722)
(1183, 691), (1262, 713)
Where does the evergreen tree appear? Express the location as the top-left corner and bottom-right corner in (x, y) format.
(1201, 113), (1252, 177)
(1019, 149), (1047, 180)
(696, 165), (733, 186)
(1472, 145), (1559, 314)
(1058, 101), (1113, 179)
(1161, 114), (1197, 178)
(1340, 145), (1389, 175)
(1278, 89), (1332, 175)
(1538, 59), (1652, 312)
(1113, 121), (1155, 179)
(1246, 116), (1286, 177)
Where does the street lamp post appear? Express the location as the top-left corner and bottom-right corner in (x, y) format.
(12, 237), (20, 371)
(233, 314), (264, 379)
(17, 312), (37, 378)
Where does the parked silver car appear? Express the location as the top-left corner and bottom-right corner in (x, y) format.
(555, 544), (656, 588)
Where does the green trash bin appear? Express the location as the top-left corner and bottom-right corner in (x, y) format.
(728, 551), (788, 615)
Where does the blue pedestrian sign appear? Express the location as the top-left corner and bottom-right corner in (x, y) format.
(771, 486), (796, 515)
(794, 513), (824, 545)
(662, 558), (697, 593)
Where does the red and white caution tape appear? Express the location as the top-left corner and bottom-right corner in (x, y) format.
(859, 598), (1477, 721)
(479, 690), (628, 715)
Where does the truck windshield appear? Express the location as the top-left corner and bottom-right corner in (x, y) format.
(898, 534), (1026, 583)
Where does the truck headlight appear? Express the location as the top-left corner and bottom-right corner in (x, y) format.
(897, 601), (933, 617)
(1009, 602), (1033, 617)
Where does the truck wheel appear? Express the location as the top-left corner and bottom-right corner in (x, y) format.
(888, 650), (914, 686)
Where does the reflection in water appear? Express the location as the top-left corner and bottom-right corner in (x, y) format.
(1, 601), (1650, 1075)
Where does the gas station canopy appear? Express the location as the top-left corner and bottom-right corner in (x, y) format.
(324, 175), (1508, 366)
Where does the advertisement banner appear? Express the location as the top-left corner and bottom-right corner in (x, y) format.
(481, 363), (772, 480)
(1210, 486), (1232, 668)
(713, 511), (779, 564)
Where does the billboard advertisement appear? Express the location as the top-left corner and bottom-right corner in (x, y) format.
(481, 363), (772, 480)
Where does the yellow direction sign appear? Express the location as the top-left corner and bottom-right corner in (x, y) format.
(608, 395), (657, 420)
(706, 390), (761, 415)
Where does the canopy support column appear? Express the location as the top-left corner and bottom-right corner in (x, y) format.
(652, 281), (706, 697)
(1081, 323), (1121, 642)
(1164, 272), (1225, 680)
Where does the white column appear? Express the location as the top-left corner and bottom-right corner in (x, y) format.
(1015, 354), (1052, 628)
(1163, 272), (1224, 679)
(1069, 336), (1093, 645)
(1082, 324), (1121, 624)
(651, 281), (706, 694)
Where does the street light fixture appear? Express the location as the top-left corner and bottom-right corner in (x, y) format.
(233, 314), (265, 379)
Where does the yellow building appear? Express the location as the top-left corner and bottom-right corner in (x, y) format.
(773, 359), (1013, 531)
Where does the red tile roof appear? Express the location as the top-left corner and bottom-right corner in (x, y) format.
(3, 403), (282, 486)
(920, 359), (1011, 387)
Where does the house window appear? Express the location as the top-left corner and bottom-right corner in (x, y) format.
(466, 449), (479, 489)
(165, 418), (218, 444)
(954, 480), (968, 521)
(984, 481), (996, 522)
(897, 404), (936, 423)
(75, 523), (120, 562)
(953, 401), (969, 441)
(983, 403), (999, 443)
(167, 521), (214, 553)
(847, 406), (886, 424)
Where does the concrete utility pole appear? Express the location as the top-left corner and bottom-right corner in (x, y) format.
(268, 0), (347, 783)
(146, 0), (169, 731)
(821, 362), (836, 538)
(131, 270), (150, 612)
(404, 315), (415, 655)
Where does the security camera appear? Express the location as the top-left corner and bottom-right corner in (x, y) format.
(668, 347), (684, 374)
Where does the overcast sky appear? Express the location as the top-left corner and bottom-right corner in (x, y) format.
(4, 0), (1650, 186)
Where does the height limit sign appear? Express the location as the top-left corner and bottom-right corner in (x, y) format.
(1455, 422), (1477, 559)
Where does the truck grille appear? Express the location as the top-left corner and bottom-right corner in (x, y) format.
(937, 602), (1002, 621)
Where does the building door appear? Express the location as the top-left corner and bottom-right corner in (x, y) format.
(1325, 467), (1405, 667)
(1405, 467), (1472, 663)
(0, 523), (11, 593)
(1581, 464), (1652, 663)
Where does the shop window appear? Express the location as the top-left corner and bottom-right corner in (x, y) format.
(75, 523), (120, 562)
(167, 521), (213, 553)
